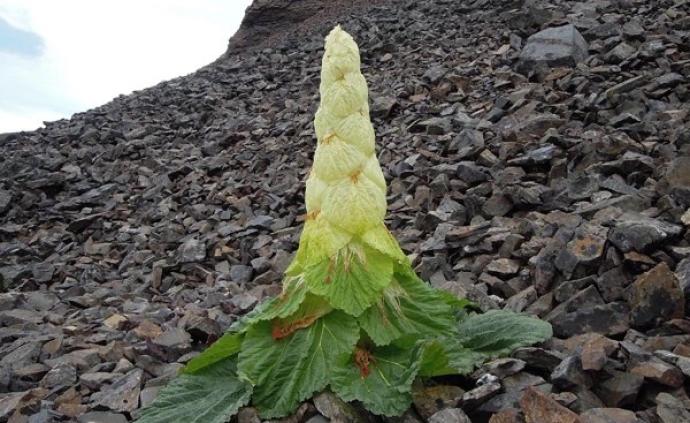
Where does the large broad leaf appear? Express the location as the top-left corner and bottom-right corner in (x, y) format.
(228, 276), (309, 334)
(183, 332), (243, 374)
(304, 243), (393, 316)
(358, 269), (456, 346)
(437, 289), (475, 311)
(135, 358), (251, 423)
(457, 310), (552, 358)
(330, 343), (424, 417)
(238, 310), (359, 418)
(418, 338), (484, 377)
(271, 294), (332, 340)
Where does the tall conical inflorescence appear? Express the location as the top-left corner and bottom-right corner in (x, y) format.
(135, 26), (552, 423)
(285, 25), (408, 319)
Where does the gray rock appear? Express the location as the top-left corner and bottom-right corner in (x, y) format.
(91, 368), (143, 413)
(460, 382), (502, 410)
(451, 129), (484, 158)
(153, 328), (192, 357)
(31, 263), (55, 283)
(622, 19), (645, 39)
(178, 238), (206, 263)
(40, 363), (77, 388)
(77, 411), (128, 423)
(606, 42), (636, 63)
(518, 24), (588, 71)
(551, 355), (592, 389)
(656, 392), (690, 423)
(410, 117), (451, 135)
(579, 408), (639, 423)
(551, 302), (630, 338)
(629, 262), (684, 329)
(0, 190), (11, 214)
(666, 157), (690, 206)
(422, 65), (447, 83)
(568, 174), (599, 200)
(608, 213), (683, 252)
(313, 391), (366, 422)
(456, 162), (490, 184)
(595, 371), (644, 407)
(428, 408), (471, 423)
(0, 391), (28, 420)
(230, 265), (253, 284)
(231, 292), (259, 311)
(486, 258), (520, 277)
(677, 257), (690, 302)
(80, 372), (121, 390)
(412, 385), (464, 419)
(513, 348), (565, 373)
(371, 96), (398, 118)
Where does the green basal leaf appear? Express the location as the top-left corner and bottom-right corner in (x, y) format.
(228, 276), (309, 334)
(457, 310), (553, 358)
(358, 268), (456, 346)
(238, 310), (359, 418)
(135, 358), (251, 423)
(271, 294), (333, 339)
(438, 290), (475, 311)
(418, 338), (484, 377)
(304, 243), (393, 317)
(331, 343), (424, 417)
(183, 332), (243, 374)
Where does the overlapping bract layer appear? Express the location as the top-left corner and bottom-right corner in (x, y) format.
(135, 26), (552, 423)
(295, 26), (391, 273)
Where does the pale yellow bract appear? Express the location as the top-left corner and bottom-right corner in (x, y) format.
(296, 26), (391, 265)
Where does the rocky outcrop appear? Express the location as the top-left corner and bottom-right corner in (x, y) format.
(227, 0), (389, 51)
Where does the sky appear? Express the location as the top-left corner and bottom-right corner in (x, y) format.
(0, 0), (253, 133)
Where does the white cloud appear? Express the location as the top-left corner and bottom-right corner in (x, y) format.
(0, 108), (65, 133)
(0, 0), (252, 133)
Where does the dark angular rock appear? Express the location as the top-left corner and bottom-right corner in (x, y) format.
(608, 214), (683, 253)
(665, 157), (690, 206)
(513, 348), (565, 373)
(177, 238), (206, 263)
(517, 25), (588, 72)
(629, 262), (684, 329)
(371, 96), (398, 118)
(77, 412), (128, 423)
(595, 371), (644, 408)
(428, 408), (471, 423)
(91, 368), (143, 413)
(606, 42), (636, 63)
(412, 385), (464, 419)
(579, 408), (639, 423)
(229, 265), (253, 284)
(519, 387), (579, 423)
(629, 360), (684, 388)
(410, 117), (451, 135)
(451, 129), (484, 158)
(551, 355), (592, 389)
(656, 392), (690, 423)
(461, 382), (502, 410)
(0, 190), (11, 214)
(313, 391), (367, 423)
(551, 302), (630, 338)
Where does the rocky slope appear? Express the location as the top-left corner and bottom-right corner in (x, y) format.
(1, 0), (690, 422)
